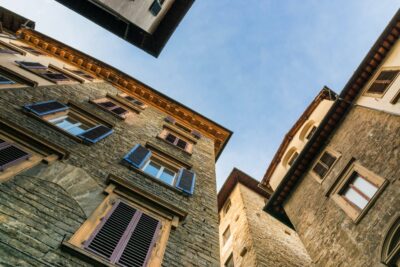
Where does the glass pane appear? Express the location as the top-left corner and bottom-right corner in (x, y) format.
(223, 227), (231, 244)
(320, 152), (336, 168)
(342, 187), (368, 210)
(0, 75), (15, 85)
(313, 163), (328, 178)
(51, 115), (90, 135)
(143, 161), (161, 177)
(159, 168), (175, 185)
(352, 175), (378, 199)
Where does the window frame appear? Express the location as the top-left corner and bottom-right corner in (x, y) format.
(0, 65), (37, 89)
(141, 154), (179, 186)
(224, 253), (234, 267)
(90, 97), (132, 120)
(16, 61), (83, 84)
(311, 148), (340, 183)
(0, 118), (67, 182)
(363, 68), (400, 98)
(223, 199), (231, 215)
(63, 67), (96, 82)
(0, 40), (26, 55)
(23, 101), (114, 144)
(66, 192), (173, 267)
(222, 226), (231, 245)
(330, 161), (388, 223)
(158, 127), (194, 154)
(11, 42), (44, 56)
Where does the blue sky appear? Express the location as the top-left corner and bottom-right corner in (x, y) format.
(2, 0), (398, 189)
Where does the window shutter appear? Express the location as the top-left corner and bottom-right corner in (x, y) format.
(164, 116), (176, 124)
(117, 213), (160, 267)
(77, 125), (113, 144)
(85, 201), (137, 260)
(191, 130), (202, 139)
(24, 100), (69, 116)
(367, 70), (399, 94)
(0, 143), (31, 171)
(176, 168), (196, 195)
(16, 61), (47, 69)
(111, 107), (128, 116)
(123, 144), (151, 169)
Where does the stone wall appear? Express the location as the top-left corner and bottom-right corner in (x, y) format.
(284, 106), (400, 267)
(219, 183), (311, 267)
(0, 82), (220, 266)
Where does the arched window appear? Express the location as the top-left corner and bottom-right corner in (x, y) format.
(299, 120), (316, 141)
(283, 147), (298, 167)
(381, 215), (400, 266)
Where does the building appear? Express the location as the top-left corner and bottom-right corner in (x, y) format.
(0, 6), (231, 266)
(218, 168), (311, 267)
(55, 0), (194, 57)
(261, 9), (400, 267)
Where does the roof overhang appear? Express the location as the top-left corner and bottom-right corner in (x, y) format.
(263, 9), (400, 223)
(0, 6), (35, 33)
(55, 0), (194, 57)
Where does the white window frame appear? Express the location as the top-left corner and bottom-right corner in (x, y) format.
(141, 159), (177, 186)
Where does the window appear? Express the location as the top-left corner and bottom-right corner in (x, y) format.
(288, 151), (299, 166)
(225, 253), (234, 267)
(164, 116), (202, 139)
(365, 69), (399, 95)
(66, 191), (175, 267)
(65, 68), (95, 81)
(222, 226), (231, 245)
(381, 215), (400, 266)
(223, 199), (231, 215)
(149, 0), (163, 16)
(0, 66), (37, 88)
(118, 93), (146, 108)
(306, 126), (317, 140)
(330, 162), (387, 222)
(0, 41), (23, 55)
(123, 144), (196, 195)
(13, 43), (44, 56)
(23, 100), (113, 144)
(90, 97), (130, 119)
(312, 150), (339, 180)
(16, 61), (80, 84)
(0, 118), (67, 182)
(158, 127), (195, 154)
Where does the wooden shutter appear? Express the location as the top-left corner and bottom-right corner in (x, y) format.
(85, 201), (161, 266)
(0, 142), (31, 171)
(85, 201), (137, 260)
(77, 125), (113, 144)
(176, 168), (196, 195)
(123, 144), (151, 169)
(16, 61), (47, 69)
(23, 100), (69, 116)
(164, 116), (176, 124)
(98, 100), (128, 118)
(191, 130), (202, 139)
(117, 213), (160, 267)
(367, 70), (399, 94)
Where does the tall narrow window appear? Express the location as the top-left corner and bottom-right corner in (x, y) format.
(223, 199), (231, 215)
(366, 70), (399, 95)
(16, 62), (80, 84)
(90, 97), (130, 119)
(312, 150), (338, 180)
(149, 0), (164, 16)
(225, 253), (234, 267)
(222, 226), (231, 245)
(158, 128), (194, 154)
(288, 151), (299, 166)
(381, 216), (400, 265)
(306, 126), (317, 140)
(340, 173), (378, 210)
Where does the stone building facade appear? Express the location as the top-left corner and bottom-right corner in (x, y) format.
(261, 9), (400, 267)
(0, 6), (231, 267)
(218, 169), (311, 267)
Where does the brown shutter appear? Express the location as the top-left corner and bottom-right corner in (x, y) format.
(117, 213), (160, 267)
(367, 70), (399, 94)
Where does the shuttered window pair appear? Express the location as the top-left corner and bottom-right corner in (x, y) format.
(23, 100), (113, 144)
(0, 138), (31, 171)
(16, 61), (78, 83)
(84, 200), (160, 267)
(120, 94), (145, 108)
(123, 144), (196, 195)
(366, 70), (399, 95)
(92, 98), (129, 119)
(164, 116), (202, 139)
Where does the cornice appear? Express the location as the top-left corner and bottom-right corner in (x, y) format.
(16, 28), (232, 160)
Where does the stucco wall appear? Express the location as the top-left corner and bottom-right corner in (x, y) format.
(0, 81), (220, 266)
(284, 105), (400, 267)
